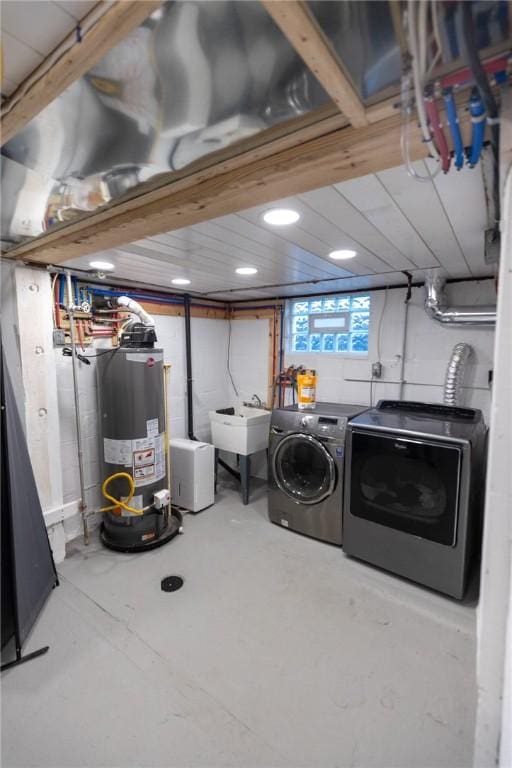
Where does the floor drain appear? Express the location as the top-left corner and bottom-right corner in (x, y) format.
(161, 576), (184, 592)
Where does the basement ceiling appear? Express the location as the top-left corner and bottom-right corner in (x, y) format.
(1, 1), (98, 97)
(62, 155), (494, 301)
(3, 0), (508, 249)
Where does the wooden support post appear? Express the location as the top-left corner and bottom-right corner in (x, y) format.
(261, 0), (367, 128)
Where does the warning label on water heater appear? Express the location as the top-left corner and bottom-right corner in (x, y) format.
(133, 447), (155, 468)
(104, 434), (166, 487)
(132, 434), (165, 487)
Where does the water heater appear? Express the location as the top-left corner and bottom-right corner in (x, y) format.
(96, 302), (180, 551)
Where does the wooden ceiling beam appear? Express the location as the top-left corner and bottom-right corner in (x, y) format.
(7, 103), (474, 267)
(1, 0), (162, 145)
(261, 0), (368, 128)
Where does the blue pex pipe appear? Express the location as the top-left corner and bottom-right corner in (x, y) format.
(88, 286), (280, 312)
(58, 274), (65, 305)
(87, 286), (228, 311)
(468, 92), (486, 167)
(89, 287), (184, 304)
(443, 89), (464, 170)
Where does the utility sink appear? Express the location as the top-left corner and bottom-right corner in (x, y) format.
(209, 406), (271, 455)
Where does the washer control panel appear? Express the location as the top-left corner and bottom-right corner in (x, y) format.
(270, 404), (366, 442)
(297, 414), (347, 438)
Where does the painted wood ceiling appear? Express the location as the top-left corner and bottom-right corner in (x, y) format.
(1, 1), (98, 97)
(62, 156), (494, 301)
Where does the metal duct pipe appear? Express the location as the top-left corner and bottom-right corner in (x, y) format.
(424, 274), (496, 326)
(444, 343), (473, 406)
(116, 296), (155, 326)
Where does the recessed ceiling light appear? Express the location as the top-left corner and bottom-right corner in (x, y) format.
(171, 278), (191, 285)
(89, 260), (114, 270)
(329, 249), (357, 260)
(236, 267), (258, 275)
(262, 208), (300, 226)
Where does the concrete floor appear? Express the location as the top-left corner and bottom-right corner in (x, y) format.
(2, 480), (477, 768)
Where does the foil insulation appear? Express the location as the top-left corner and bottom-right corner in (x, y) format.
(2, 0), (508, 249)
(2, 0), (329, 246)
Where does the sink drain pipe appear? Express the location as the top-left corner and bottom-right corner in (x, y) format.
(183, 294), (239, 480)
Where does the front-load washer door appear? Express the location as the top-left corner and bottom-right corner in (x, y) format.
(272, 433), (336, 505)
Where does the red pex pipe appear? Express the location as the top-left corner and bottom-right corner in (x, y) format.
(424, 94), (451, 173)
(439, 54), (510, 89)
(54, 276), (61, 328)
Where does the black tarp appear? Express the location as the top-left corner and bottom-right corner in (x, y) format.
(1, 347), (57, 659)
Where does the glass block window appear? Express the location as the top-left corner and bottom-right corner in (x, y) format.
(290, 294), (371, 354)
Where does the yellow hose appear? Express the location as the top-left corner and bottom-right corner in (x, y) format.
(100, 472), (144, 516)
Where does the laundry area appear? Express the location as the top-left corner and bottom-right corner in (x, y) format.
(1, 2), (511, 768)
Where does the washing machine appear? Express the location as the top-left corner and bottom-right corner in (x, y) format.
(268, 403), (367, 545)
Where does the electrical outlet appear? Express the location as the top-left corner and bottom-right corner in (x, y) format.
(153, 489), (170, 510)
(53, 329), (66, 347)
(371, 361), (382, 379)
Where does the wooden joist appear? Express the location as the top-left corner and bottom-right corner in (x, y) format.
(1, 0), (162, 145)
(139, 302), (228, 320)
(261, 0), (368, 128)
(8, 100), (474, 267)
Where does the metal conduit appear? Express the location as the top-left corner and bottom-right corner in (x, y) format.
(65, 271), (89, 545)
(424, 274), (496, 326)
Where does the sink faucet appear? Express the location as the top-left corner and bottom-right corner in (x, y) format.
(242, 394), (264, 409)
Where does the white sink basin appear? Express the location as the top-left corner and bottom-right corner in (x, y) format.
(209, 407), (271, 455)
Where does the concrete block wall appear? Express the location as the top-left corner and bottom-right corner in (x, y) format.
(226, 318), (270, 407)
(189, 316), (232, 439)
(284, 279), (495, 422)
(225, 281), (495, 425)
(224, 317), (272, 479)
(153, 314), (231, 441)
(55, 350), (102, 509)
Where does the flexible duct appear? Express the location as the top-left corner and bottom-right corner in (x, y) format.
(116, 295), (155, 326)
(444, 343), (473, 406)
(424, 275), (496, 326)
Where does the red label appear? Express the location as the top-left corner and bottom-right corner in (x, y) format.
(146, 357), (155, 368)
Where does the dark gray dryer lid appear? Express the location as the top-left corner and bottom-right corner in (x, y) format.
(348, 400), (485, 442)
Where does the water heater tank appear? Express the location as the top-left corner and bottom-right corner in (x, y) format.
(97, 346), (177, 551)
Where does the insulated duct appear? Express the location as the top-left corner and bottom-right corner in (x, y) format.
(424, 275), (496, 326)
(444, 343), (473, 406)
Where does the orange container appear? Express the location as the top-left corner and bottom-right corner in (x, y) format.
(297, 369), (317, 410)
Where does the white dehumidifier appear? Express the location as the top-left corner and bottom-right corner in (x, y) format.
(170, 438), (215, 512)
